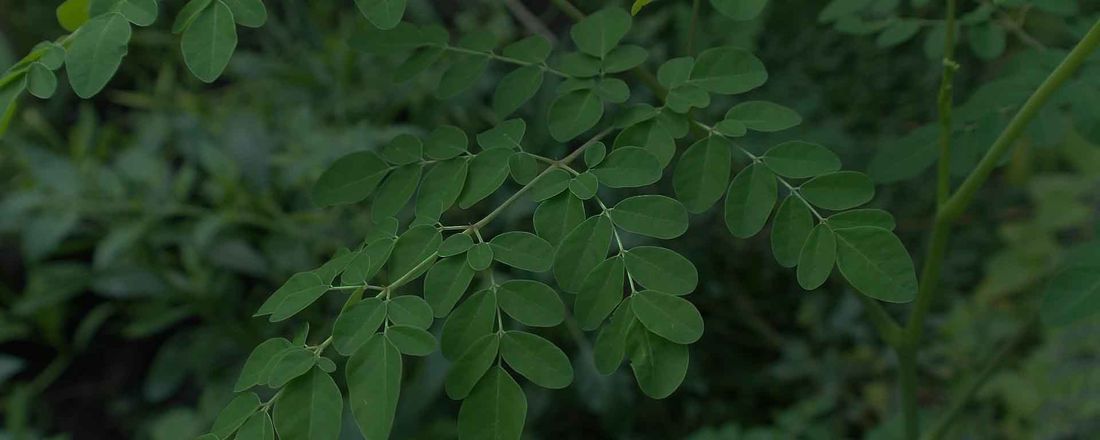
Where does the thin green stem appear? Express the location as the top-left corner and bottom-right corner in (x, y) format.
(697, 121), (828, 222)
(935, 0), (958, 207)
(438, 44), (572, 78)
(939, 19), (1100, 223)
(900, 17), (1100, 440)
(471, 127), (612, 230)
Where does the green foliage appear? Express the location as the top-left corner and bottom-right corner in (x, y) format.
(5, 0), (1097, 438)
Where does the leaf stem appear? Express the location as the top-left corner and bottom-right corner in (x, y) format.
(900, 16), (1100, 440)
(438, 44), (572, 78)
(934, 0), (958, 207)
(938, 18), (1100, 223)
(688, 0), (701, 55)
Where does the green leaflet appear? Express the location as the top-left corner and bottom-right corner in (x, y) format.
(348, 238), (394, 283)
(828, 209), (896, 230)
(181, 0), (237, 83)
(313, 248), (356, 284)
(761, 141), (841, 179)
(173, 0), (212, 33)
(569, 7), (631, 58)
(534, 192), (587, 246)
(458, 367), (527, 440)
(623, 246), (698, 295)
(113, 0), (158, 27)
(347, 336), (401, 440)
(437, 54), (489, 99)
(223, 0), (267, 28)
(424, 256), (476, 318)
(834, 227), (918, 303)
(65, 12), (131, 98)
(797, 224), (836, 290)
(554, 215), (613, 293)
(800, 171), (875, 210)
(548, 89), (603, 142)
(594, 298), (635, 374)
(968, 23), (1006, 61)
(425, 125), (469, 160)
(614, 120), (675, 167)
(628, 327), (689, 399)
(494, 65), (544, 118)
(386, 295), (434, 329)
(497, 280), (565, 327)
(441, 289), (497, 360)
(372, 164), (421, 221)
(353, 0), (406, 30)
(527, 168), (571, 201)
(274, 369), (342, 440)
(568, 172), (599, 200)
(477, 119), (526, 150)
(387, 225), (441, 281)
(675, 135), (732, 213)
(631, 290), (704, 344)
(771, 197), (814, 268)
(27, 63), (57, 99)
(584, 142), (607, 167)
(235, 412), (274, 440)
(466, 243), (493, 271)
(385, 325), (436, 356)
(446, 333), (500, 400)
(501, 331), (574, 389)
(416, 158), (468, 220)
(234, 338), (292, 391)
(610, 195), (688, 239)
(381, 134), (422, 165)
(665, 84), (710, 113)
(489, 231), (554, 273)
(509, 153), (542, 185)
(724, 100), (802, 132)
(596, 78), (630, 103)
(1039, 267), (1100, 327)
(254, 272), (329, 322)
(439, 234), (474, 257)
(876, 19), (922, 48)
(724, 163), (777, 238)
(556, 52), (601, 77)
(688, 47), (767, 95)
(502, 36), (550, 63)
(311, 151), (389, 207)
(575, 256), (626, 330)
(709, 0), (768, 20)
(591, 147), (662, 188)
(211, 392), (260, 438)
(603, 45), (648, 73)
(331, 298), (386, 356)
(614, 104), (659, 128)
(56, 0), (91, 32)
(458, 149), (512, 208)
(265, 346), (315, 388)
(395, 46), (445, 81)
(657, 57), (694, 88)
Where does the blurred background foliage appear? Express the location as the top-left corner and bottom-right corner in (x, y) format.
(1, 0), (1098, 438)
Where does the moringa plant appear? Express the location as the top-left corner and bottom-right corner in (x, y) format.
(2, 1), (1098, 439)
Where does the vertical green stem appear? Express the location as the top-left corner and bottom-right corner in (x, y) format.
(901, 17), (1100, 440)
(935, 0), (959, 206)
